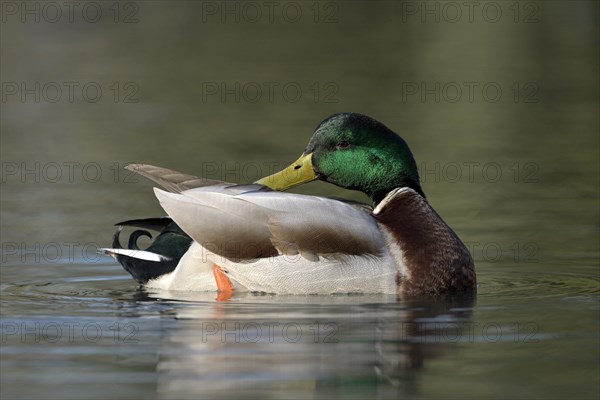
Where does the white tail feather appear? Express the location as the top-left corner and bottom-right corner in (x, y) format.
(98, 248), (170, 262)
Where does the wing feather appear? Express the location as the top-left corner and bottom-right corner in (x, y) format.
(154, 188), (386, 263)
(125, 164), (225, 193)
(243, 193), (385, 258)
(154, 189), (277, 260)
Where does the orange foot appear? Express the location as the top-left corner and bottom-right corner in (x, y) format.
(213, 264), (233, 302)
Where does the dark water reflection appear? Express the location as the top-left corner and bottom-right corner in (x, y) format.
(148, 297), (477, 399)
(2, 262), (598, 399)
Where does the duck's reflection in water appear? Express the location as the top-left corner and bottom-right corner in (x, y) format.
(134, 290), (475, 399)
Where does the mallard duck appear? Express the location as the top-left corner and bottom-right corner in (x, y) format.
(101, 113), (475, 296)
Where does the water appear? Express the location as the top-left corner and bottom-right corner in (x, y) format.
(1, 2), (599, 399)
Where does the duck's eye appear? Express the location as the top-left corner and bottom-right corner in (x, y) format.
(336, 140), (351, 150)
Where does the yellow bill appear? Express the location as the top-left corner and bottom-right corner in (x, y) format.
(255, 153), (317, 191)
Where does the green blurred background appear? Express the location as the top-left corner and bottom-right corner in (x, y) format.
(1, 1), (598, 249)
(1, 1), (599, 399)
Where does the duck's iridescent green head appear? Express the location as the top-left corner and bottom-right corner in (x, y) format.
(257, 113), (424, 205)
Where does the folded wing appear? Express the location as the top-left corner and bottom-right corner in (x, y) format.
(153, 188), (386, 263)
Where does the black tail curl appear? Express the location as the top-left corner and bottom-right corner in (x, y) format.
(110, 218), (192, 284)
